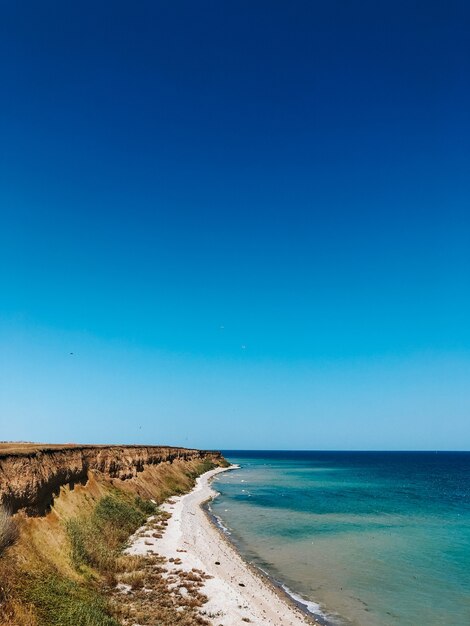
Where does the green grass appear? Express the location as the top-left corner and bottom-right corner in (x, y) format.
(25, 493), (159, 625)
(26, 574), (120, 626)
(189, 459), (216, 478)
(67, 493), (156, 572)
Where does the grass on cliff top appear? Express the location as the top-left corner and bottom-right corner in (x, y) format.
(0, 443), (202, 458)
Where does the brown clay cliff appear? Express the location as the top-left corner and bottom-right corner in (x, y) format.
(0, 444), (224, 515)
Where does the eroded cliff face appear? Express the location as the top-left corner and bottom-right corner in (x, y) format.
(0, 445), (223, 515)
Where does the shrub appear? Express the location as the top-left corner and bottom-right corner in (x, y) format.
(93, 495), (147, 537)
(0, 505), (18, 555)
(134, 496), (157, 516)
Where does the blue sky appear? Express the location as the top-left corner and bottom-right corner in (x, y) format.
(1, 1), (469, 449)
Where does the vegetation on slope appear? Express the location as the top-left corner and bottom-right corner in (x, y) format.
(67, 492), (155, 573)
(0, 457), (220, 626)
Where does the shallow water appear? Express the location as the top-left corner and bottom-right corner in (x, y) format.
(210, 451), (470, 625)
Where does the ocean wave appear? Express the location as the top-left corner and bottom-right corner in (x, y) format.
(207, 504), (232, 536)
(280, 583), (333, 624)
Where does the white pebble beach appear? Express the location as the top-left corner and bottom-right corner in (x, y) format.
(127, 466), (320, 626)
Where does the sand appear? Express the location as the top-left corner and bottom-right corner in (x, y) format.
(127, 466), (319, 626)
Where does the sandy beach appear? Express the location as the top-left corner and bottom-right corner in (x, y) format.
(127, 466), (319, 626)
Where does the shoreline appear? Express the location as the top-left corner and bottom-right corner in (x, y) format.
(202, 501), (330, 626)
(127, 465), (323, 625)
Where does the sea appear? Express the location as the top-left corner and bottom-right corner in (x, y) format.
(209, 451), (470, 626)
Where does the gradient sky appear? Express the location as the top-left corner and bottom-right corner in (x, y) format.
(1, 1), (469, 449)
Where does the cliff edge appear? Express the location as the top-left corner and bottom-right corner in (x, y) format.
(0, 444), (223, 514)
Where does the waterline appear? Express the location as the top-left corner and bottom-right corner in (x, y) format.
(211, 451), (470, 626)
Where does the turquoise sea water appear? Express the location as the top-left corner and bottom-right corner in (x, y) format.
(210, 451), (470, 626)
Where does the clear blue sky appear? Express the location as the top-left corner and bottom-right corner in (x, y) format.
(1, 1), (469, 449)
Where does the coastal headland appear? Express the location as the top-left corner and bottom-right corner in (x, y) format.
(0, 443), (224, 625)
(0, 443), (316, 625)
(0, 443), (224, 514)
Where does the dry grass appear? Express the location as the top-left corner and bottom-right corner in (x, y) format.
(115, 554), (148, 573)
(0, 595), (38, 626)
(118, 570), (146, 590)
(109, 506), (218, 626)
(0, 506), (18, 554)
(0, 442), (205, 458)
(112, 554), (211, 625)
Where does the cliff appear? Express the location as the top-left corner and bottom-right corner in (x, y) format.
(0, 444), (223, 515)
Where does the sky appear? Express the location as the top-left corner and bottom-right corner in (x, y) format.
(1, 1), (469, 449)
